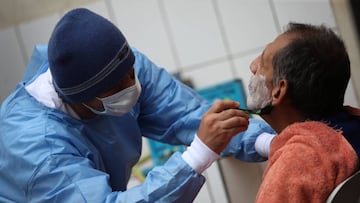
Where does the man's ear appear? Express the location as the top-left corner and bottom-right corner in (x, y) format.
(271, 79), (288, 106)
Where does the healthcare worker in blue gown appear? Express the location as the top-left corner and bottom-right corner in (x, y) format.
(0, 8), (274, 203)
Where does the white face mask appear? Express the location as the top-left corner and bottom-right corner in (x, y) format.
(84, 74), (142, 116)
(247, 74), (272, 110)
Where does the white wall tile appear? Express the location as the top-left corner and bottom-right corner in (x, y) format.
(60, 2), (110, 20)
(345, 79), (359, 107)
(217, 0), (278, 53)
(0, 28), (26, 103)
(110, 0), (177, 73)
(201, 162), (228, 203)
(193, 179), (213, 203)
(82, 1), (110, 19)
(273, 0), (336, 29)
(18, 14), (60, 62)
(182, 61), (235, 89)
(163, 0), (226, 68)
(219, 157), (264, 203)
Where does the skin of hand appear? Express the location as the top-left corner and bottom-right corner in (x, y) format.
(197, 100), (250, 154)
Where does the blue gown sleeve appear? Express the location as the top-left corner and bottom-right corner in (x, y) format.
(117, 153), (205, 203)
(133, 48), (211, 146)
(221, 118), (276, 162)
(29, 152), (205, 203)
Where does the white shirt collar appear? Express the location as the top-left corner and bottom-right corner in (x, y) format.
(25, 68), (79, 119)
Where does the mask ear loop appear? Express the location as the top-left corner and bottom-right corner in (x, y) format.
(82, 101), (106, 114)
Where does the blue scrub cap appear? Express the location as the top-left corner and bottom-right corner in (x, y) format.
(48, 8), (135, 103)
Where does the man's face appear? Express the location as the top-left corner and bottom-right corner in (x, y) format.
(247, 33), (292, 110)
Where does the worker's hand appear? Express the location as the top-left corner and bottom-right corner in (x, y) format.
(197, 100), (250, 154)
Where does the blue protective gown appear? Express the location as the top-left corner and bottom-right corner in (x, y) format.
(0, 45), (274, 203)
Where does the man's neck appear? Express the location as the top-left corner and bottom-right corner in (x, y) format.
(262, 105), (306, 134)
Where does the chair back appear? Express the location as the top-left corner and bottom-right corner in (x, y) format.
(326, 170), (360, 203)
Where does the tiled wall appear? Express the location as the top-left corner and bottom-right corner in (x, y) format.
(1, 0), (358, 106)
(0, 0), (358, 202)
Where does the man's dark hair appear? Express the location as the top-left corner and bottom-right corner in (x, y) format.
(272, 22), (350, 117)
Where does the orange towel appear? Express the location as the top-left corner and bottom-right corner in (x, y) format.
(256, 121), (359, 203)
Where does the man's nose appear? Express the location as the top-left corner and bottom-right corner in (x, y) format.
(250, 62), (258, 74)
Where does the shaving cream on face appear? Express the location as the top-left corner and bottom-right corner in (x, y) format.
(247, 74), (272, 110)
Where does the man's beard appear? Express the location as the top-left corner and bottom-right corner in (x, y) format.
(247, 74), (273, 110)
